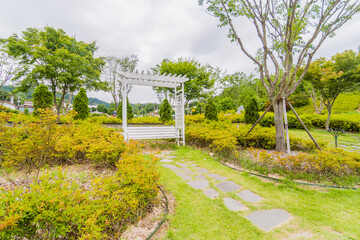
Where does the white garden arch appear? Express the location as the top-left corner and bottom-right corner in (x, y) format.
(120, 71), (187, 145)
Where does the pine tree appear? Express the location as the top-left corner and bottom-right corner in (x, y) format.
(73, 88), (90, 120)
(159, 99), (172, 123)
(32, 84), (53, 113)
(244, 97), (260, 124)
(117, 98), (134, 120)
(205, 98), (218, 121)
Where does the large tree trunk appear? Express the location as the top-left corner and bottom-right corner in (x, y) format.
(272, 98), (286, 152)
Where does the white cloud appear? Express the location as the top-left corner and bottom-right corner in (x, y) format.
(1, 0), (359, 103)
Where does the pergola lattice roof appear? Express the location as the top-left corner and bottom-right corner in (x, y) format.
(119, 71), (187, 88)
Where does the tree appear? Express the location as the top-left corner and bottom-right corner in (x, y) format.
(244, 98), (260, 124)
(205, 98), (218, 121)
(2, 26), (105, 118)
(0, 43), (18, 90)
(159, 99), (172, 122)
(217, 96), (236, 112)
(117, 98), (134, 120)
(32, 84), (53, 113)
(303, 50), (360, 130)
(73, 88), (90, 120)
(217, 72), (267, 109)
(97, 104), (108, 113)
(200, 0), (360, 151)
(102, 55), (138, 108)
(153, 58), (216, 106)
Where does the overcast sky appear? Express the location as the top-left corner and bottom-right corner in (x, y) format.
(1, 0), (360, 103)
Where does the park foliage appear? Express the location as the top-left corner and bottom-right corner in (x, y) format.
(0, 109), (159, 239)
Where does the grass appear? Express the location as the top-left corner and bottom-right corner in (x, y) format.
(288, 128), (360, 151)
(157, 147), (360, 239)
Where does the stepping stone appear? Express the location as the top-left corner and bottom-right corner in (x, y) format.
(159, 159), (173, 163)
(187, 180), (209, 190)
(237, 190), (263, 203)
(203, 188), (219, 199)
(166, 156), (176, 159)
(207, 173), (227, 181)
(196, 168), (209, 174)
(195, 175), (207, 180)
(174, 172), (192, 181)
(246, 209), (292, 231)
(223, 197), (246, 211)
(216, 181), (242, 192)
(188, 163), (197, 167)
(183, 170), (196, 175)
(161, 164), (178, 170)
(177, 163), (188, 168)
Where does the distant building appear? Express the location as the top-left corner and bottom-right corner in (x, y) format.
(19, 101), (34, 113)
(0, 101), (17, 110)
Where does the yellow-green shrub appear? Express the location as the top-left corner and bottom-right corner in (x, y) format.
(249, 148), (360, 177)
(0, 148), (159, 239)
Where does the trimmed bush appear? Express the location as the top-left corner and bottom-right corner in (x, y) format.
(159, 99), (172, 122)
(205, 98), (218, 121)
(73, 88), (90, 120)
(117, 98), (134, 120)
(244, 98), (260, 124)
(32, 84), (53, 113)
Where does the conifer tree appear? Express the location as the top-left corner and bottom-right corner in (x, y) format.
(205, 98), (218, 121)
(117, 98), (134, 120)
(159, 99), (172, 123)
(32, 84), (53, 113)
(244, 97), (259, 124)
(73, 88), (89, 120)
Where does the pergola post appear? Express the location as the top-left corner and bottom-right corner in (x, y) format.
(182, 82), (185, 146)
(122, 83), (128, 141)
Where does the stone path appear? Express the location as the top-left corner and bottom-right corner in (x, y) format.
(156, 151), (293, 232)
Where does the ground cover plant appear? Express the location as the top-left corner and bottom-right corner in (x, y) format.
(0, 109), (160, 239)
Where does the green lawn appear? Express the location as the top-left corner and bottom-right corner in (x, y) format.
(288, 128), (360, 151)
(157, 147), (360, 240)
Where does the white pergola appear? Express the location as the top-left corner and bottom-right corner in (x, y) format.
(120, 71), (187, 145)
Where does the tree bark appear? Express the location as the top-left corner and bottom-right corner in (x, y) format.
(272, 98), (286, 152)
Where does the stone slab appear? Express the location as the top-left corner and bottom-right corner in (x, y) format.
(183, 170), (196, 175)
(187, 180), (209, 190)
(196, 168), (209, 174)
(188, 163), (197, 167)
(216, 181), (242, 192)
(159, 159), (173, 163)
(161, 164), (178, 170)
(177, 163), (188, 168)
(166, 156), (176, 159)
(237, 190), (263, 203)
(207, 173), (227, 181)
(223, 197), (246, 211)
(246, 209), (292, 231)
(195, 175), (207, 180)
(203, 188), (219, 199)
(174, 172), (192, 181)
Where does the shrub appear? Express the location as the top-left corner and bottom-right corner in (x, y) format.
(205, 98), (218, 121)
(32, 84), (53, 113)
(0, 149), (159, 239)
(244, 98), (259, 124)
(159, 99), (172, 123)
(117, 98), (134, 120)
(249, 148), (360, 177)
(73, 88), (90, 120)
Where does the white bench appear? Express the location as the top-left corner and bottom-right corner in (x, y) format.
(126, 126), (180, 140)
